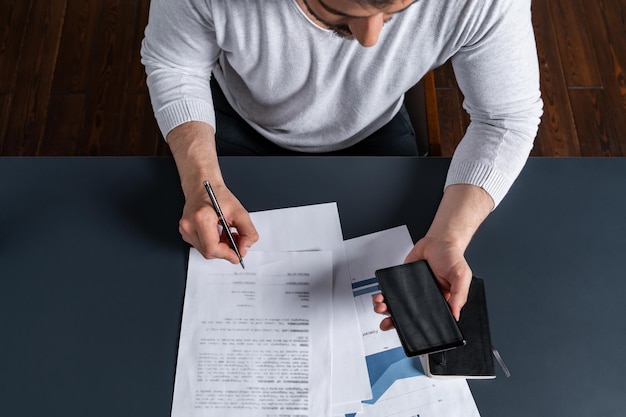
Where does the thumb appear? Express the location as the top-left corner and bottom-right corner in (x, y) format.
(446, 275), (471, 321)
(447, 293), (466, 321)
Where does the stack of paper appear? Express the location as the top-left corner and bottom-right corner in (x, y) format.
(171, 203), (481, 417)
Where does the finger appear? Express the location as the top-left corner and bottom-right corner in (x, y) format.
(371, 293), (389, 314)
(403, 248), (422, 264)
(230, 218), (259, 257)
(193, 212), (240, 263)
(372, 293), (384, 304)
(447, 290), (470, 321)
(180, 221), (230, 261)
(447, 273), (472, 321)
(214, 229), (242, 264)
(179, 217), (201, 249)
(403, 238), (429, 264)
(373, 301), (388, 315)
(448, 298), (463, 321)
(379, 317), (395, 331)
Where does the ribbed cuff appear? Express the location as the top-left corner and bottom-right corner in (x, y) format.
(445, 161), (510, 209)
(155, 99), (216, 141)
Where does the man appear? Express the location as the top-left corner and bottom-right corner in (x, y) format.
(141, 0), (542, 327)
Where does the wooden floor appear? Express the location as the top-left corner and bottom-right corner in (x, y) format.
(1, 0), (625, 157)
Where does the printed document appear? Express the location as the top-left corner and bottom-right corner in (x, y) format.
(171, 249), (334, 417)
(249, 203), (372, 414)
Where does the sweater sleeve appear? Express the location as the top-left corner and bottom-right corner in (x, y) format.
(140, 0), (219, 139)
(445, 0), (543, 207)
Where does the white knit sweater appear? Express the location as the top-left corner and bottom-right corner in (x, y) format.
(141, 0), (542, 206)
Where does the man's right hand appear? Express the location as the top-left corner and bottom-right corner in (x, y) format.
(167, 121), (259, 264)
(179, 181), (258, 263)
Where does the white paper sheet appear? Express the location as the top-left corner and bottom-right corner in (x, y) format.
(171, 250), (334, 417)
(344, 226), (481, 417)
(249, 203), (372, 413)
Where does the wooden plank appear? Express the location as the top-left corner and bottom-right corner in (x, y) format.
(0, 94), (12, 154)
(0, 1), (32, 91)
(38, 93), (85, 155)
(80, 0), (139, 155)
(126, 0), (151, 92)
(569, 89), (622, 156)
(548, 0), (602, 88)
(117, 92), (163, 155)
(51, 0), (102, 92)
(530, 0), (581, 156)
(583, 0), (626, 156)
(5, 0), (67, 156)
(0, 1), (30, 154)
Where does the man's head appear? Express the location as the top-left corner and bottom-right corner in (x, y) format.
(299, 0), (417, 47)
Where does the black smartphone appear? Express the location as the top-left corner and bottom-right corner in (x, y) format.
(375, 260), (465, 357)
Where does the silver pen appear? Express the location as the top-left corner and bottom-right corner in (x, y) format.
(203, 180), (245, 269)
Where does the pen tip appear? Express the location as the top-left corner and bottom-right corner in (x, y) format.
(240, 260), (245, 270)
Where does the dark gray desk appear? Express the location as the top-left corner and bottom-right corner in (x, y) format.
(1, 157), (625, 417)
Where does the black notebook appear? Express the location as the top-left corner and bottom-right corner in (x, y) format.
(423, 276), (496, 379)
(375, 260), (465, 357)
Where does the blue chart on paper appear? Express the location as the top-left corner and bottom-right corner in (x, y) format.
(345, 348), (424, 416)
(364, 347), (424, 404)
